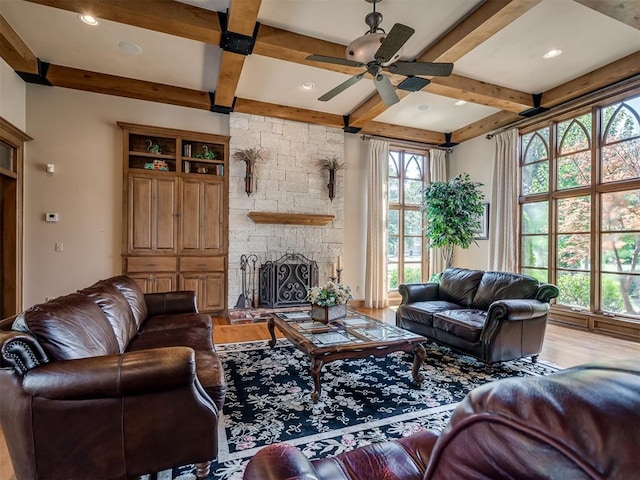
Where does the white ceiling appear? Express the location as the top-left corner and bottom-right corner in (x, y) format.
(1, 0), (639, 137)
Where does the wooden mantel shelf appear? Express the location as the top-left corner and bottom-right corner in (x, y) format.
(248, 211), (335, 226)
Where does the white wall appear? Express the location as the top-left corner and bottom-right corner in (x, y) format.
(24, 85), (228, 307)
(0, 58), (26, 131)
(448, 135), (495, 271)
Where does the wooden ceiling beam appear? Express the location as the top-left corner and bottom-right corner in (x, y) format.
(234, 98), (344, 129)
(46, 64), (212, 110)
(227, 0), (262, 36)
(451, 110), (520, 143)
(418, 0), (543, 64)
(349, 90), (410, 128)
(212, 0), (262, 109)
(573, 0), (640, 30)
(24, 0), (222, 44)
(429, 74), (532, 112)
(360, 122), (446, 145)
(541, 51), (640, 108)
(0, 14), (38, 73)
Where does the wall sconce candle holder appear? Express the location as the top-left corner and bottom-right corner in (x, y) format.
(317, 155), (346, 202)
(232, 147), (267, 197)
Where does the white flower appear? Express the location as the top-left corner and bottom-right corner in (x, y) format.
(306, 281), (353, 306)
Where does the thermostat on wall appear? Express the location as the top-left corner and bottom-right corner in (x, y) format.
(45, 212), (59, 222)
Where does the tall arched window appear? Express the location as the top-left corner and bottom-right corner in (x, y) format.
(519, 93), (640, 326)
(387, 149), (428, 294)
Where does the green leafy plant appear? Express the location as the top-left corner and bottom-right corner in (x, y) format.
(422, 173), (485, 268)
(193, 145), (217, 160)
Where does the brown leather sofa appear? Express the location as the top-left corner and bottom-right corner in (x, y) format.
(244, 359), (640, 480)
(396, 268), (559, 363)
(0, 275), (227, 480)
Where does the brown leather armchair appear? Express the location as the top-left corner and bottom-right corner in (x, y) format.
(0, 275), (225, 480)
(244, 360), (640, 480)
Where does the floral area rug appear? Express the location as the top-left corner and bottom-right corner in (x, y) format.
(147, 339), (559, 480)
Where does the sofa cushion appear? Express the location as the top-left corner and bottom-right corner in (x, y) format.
(439, 268), (484, 307)
(472, 271), (540, 311)
(12, 294), (120, 360)
(399, 301), (464, 327)
(78, 283), (138, 353)
(433, 309), (487, 343)
(98, 276), (148, 329)
(140, 312), (212, 333)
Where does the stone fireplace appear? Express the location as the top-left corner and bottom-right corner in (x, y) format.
(227, 113), (344, 310)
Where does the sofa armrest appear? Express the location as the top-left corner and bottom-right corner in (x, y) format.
(244, 443), (319, 480)
(22, 346), (196, 400)
(1, 330), (49, 374)
(144, 291), (198, 316)
(399, 283), (440, 304)
(536, 283), (560, 303)
(487, 299), (550, 322)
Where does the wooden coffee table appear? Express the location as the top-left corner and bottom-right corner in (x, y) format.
(267, 310), (427, 403)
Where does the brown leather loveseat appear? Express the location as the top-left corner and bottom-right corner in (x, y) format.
(396, 268), (559, 363)
(244, 359), (640, 480)
(0, 275), (226, 480)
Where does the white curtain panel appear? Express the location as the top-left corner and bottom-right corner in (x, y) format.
(488, 129), (520, 272)
(364, 139), (389, 308)
(428, 149), (447, 279)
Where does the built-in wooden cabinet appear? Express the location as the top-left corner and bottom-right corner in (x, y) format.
(119, 122), (229, 314)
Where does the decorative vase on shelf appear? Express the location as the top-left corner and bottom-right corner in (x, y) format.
(311, 303), (347, 323)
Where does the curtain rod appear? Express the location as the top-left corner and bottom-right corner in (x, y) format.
(360, 134), (452, 153)
(486, 75), (640, 140)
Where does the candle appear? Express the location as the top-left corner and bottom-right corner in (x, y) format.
(337, 255), (342, 270)
(332, 262), (337, 277)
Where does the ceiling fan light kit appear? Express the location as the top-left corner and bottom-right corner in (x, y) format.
(306, 0), (454, 107)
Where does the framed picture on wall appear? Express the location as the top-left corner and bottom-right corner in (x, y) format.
(473, 203), (490, 240)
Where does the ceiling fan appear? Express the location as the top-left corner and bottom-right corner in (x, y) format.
(306, 0), (454, 107)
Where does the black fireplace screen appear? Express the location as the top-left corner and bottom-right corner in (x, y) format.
(259, 253), (318, 308)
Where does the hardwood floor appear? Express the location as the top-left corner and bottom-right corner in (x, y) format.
(1, 308), (638, 480)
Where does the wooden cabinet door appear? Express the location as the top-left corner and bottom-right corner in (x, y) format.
(128, 273), (176, 293)
(128, 174), (177, 253)
(179, 178), (224, 255)
(179, 272), (225, 313)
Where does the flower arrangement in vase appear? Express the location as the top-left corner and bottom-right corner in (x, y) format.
(306, 281), (353, 323)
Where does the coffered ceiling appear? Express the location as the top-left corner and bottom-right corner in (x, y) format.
(1, 0), (639, 145)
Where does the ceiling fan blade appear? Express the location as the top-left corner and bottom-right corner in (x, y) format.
(318, 74), (365, 102)
(388, 61), (454, 77)
(306, 54), (365, 68)
(374, 73), (399, 106)
(374, 23), (415, 63)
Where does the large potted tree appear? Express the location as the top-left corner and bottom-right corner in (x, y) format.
(422, 173), (485, 268)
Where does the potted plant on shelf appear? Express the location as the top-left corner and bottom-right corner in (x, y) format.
(317, 155), (346, 201)
(422, 173), (485, 268)
(193, 145), (217, 160)
(306, 281), (353, 323)
(233, 147), (267, 196)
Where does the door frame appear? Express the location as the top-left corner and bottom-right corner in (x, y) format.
(0, 116), (31, 317)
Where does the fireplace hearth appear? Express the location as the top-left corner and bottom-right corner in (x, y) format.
(259, 253), (318, 308)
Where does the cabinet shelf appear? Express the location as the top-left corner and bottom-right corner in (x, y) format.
(183, 157), (223, 164)
(128, 151), (176, 160)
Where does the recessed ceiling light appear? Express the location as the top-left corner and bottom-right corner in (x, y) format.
(417, 104), (429, 111)
(454, 100), (467, 106)
(302, 82), (315, 90)
(119, 41), (143, 55)
(543, 49), (562, 59)
(78, 14), (99, 26)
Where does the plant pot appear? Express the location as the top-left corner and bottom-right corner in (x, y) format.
(311, 303), (347, 323)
